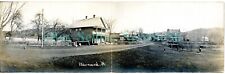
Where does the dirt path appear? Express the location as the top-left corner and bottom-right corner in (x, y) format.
(4, 43), (153, 60)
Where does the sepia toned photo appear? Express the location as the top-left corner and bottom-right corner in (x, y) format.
(0, 0), (224, 73)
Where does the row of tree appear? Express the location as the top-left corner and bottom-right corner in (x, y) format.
(0, 2), (68, 41)
(0, 2), (25, 54)
(31, 10), (66, 42)
(0, 2), (117, 44)
(0, 2), (25, 40)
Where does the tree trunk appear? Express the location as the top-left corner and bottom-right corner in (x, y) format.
(9, 18), (14, 40)
(109, 30), (111, 43)
(0, 28), (6, 56)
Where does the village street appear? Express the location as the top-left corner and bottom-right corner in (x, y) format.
(0, 41), (223, 72)
(2, 42), (154, 61)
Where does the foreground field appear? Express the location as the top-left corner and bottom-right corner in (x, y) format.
(51, 44), (223, 72)
(0, 42), (223, 72)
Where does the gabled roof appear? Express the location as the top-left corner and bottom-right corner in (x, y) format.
(69, 17), (108, 29)
(167, 29), (181, 32)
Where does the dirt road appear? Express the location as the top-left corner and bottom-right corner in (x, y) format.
(3, 43), (153, 60)
(0, 42), (223, 72)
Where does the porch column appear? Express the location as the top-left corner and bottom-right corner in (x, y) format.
(95, 27), (97, 44)
(101, 28), (103, 43)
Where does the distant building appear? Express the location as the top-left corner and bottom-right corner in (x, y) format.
(151, 32), (166, 42)
(166, 29), (183, 48)
(44, 26), (71, 46)
(150, 29), (184, 47)
(151, 29), (183, 43)
(201, 36), (209, 42)
(109, 33), (120, 43)
(120, 32), (139, 41)
(68, 15), (108, 45)
(166, 29), (183, 43)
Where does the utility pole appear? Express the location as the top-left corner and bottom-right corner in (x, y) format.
(41, 9), (44, 48)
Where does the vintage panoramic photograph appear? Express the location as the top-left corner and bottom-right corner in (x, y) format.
(0, 0), (224, 73)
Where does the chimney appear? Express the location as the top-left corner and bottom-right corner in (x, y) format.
(85, 16), (88, 19)
(93, 15), (96, 18)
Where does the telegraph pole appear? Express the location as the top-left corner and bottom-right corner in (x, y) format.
(41, 9), (44, 48)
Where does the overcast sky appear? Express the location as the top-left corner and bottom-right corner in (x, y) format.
(4, 1), (224, 33)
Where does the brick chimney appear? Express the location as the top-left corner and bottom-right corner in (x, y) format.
(93, 15), (96, 18)
(85, 16), (88, 19)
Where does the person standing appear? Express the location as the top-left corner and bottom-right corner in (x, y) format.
(199, 47), (202, 53)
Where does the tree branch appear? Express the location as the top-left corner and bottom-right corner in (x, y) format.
(1, 2), (25, 29)
(1, 2), (13, 28)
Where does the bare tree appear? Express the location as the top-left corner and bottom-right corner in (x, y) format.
(138, 28), (143, 40)
(9, 10), (23, 39)
(47, 19), (64, 42)
(52, 19), (63, 32)
(31, 12), (48, 41)
(0, 2), (25, 41)
(0, 2), (25, 32)
(105, 18), (116, 43)
(0, 2), (25, 55)
(31, 13), (41, 41)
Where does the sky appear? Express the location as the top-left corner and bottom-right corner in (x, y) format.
(3, 1), (224, 33)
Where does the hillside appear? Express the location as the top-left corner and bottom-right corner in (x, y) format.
(186, 27), (224, 44)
